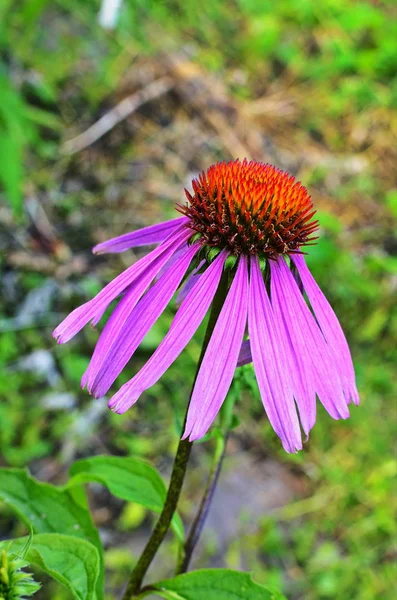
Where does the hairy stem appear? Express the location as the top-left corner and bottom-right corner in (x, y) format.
(122, 269), (229, 600)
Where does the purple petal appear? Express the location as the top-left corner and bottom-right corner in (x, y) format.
(270, 258), (349, 430)
(249, 256), (302, 453)
(81, 245), (189, 391)
(93, 216), (189, 254)
(87, 243), (199, 397)
(154, 244), (188, 282)
(237, 339), (252, 367)
(53, 225), (191, 344)
(291, 254), (359, 405)
(183, 255), (249, 441)
(175, 261), (204, 306)
(108, 250), (228, 413)
(270, 260), (316, 434)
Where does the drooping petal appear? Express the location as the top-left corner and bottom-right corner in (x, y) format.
(108, 250), (228, 413)
(175, 261), (204, 306)
(53, 224), (191, 344)
(270, 258), (349, 429)
(154, 244), (189, 282)
(87, 243), (199, 397)
(93, 216), (189, 254)
(249, 256), (302, 452)
(82, 242), (193, 391)
(237, 339), (252, 367)
(83, 241), (196, 389)
(291, 253), (359, 405)
(270, 260), (316, 434)
(183, 255), (249, 441)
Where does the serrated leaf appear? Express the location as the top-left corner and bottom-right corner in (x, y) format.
(0, 533), (100, 600)
(68, 455), (184, 542)
(151, 569), (286, 600)
(0, 468), (104, 600)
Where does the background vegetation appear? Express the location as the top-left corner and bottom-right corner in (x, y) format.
(1, 1), (396, 598)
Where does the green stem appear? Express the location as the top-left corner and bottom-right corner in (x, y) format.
(122, 269), (229, 600)
(122, 438), (192, 600)
(176, 375), (238, 573)
(177, 432), (228, 574)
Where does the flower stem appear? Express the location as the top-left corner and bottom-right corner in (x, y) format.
(121, 438), (192, 600)
(122, 270), (229, 600)
(177, 431), (228, 574)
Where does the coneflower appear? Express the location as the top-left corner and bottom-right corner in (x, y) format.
(54, 159), (359, 452)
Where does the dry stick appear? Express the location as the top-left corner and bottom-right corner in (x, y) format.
(122, 271), (230, 600)
(62, 76), (174, 155)
(164, 54), (258, 161)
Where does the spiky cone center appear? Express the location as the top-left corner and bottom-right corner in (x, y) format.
(181, 159), (318, 259)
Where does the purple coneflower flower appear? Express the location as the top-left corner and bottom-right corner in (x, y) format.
(54, 159), (359, 452)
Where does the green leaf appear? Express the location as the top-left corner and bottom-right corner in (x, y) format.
(0, 533), (100, 600)
(0, 130), (24, 215)
(0, 0), (13, 20)
(0, 73), (34, 217)
(0, 468), (104, 600)
(68, 455), (184, 542)
(24, 106), (62, 130)
(151, 569), (286, 600)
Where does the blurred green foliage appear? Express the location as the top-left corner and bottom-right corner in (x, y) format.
(0, 1), (396, 599)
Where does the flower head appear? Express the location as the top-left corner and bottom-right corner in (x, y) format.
(54, 159), (359, 452)
(181, 161), (318, 257)
(0, 551), (40, 600)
